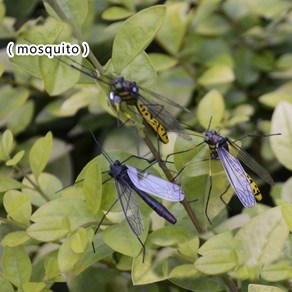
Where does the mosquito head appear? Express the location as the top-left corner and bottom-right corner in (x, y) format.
(109, 92), (122, 111)
(108, 160), (125, 179)
(204, 130), (221, 146)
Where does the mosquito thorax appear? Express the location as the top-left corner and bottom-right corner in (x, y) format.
(108, 160), (126, 179)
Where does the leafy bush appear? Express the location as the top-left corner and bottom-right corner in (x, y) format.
(0, 0), (291, 291)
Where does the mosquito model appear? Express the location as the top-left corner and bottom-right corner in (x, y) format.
(171, 119), (278, 224)
(91, 133), (185, 261)
(57, 57), (191, 144)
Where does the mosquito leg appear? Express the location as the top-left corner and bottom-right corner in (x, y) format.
(92, 198), (119, 253)
(136, 235), (146, 263)
(205, 156), (213, 225)
(219, 184), (231, 208)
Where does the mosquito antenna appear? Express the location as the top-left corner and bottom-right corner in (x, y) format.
(56, 56), (111, 87)
(89, 130), (113, 164)
(206, 116), (213, 132)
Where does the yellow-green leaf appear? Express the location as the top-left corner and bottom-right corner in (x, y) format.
(29, 132), (53, 178)
(2, 246), (32, 288)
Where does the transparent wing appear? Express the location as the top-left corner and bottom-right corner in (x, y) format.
(228, 140), (274, 185)
(126, 165), (185, 202)
(138, 94), (191, 140)
(115, 180), (144, 236)
(139, 86), (189, 112)
(217, 147), (256, 208)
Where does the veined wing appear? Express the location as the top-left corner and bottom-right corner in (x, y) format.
(138, 95), (191, 140)
(228, 140), (274, 185)
(138, 86), (189, 113)
(126, 165), (185, 202)
(114, 180), (144, 236)
(217, 146), (256, 208)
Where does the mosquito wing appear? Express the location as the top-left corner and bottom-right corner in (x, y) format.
(126, 165), (185, 202)
(114, 180), (144, 236)
(138, 86), (189, 113)
(138, 95), (191, 141)
(217, 146), (256, 208)
(228, 140), (274, 185)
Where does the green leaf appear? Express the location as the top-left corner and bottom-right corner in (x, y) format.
(22, 172), (62, 207)
(2, 246), (32, 288)
(0, 273), (14, 292)
(29, 132), (53, 178)
(198, 65), (235, 86)
(197, 90), (225, 129)
(177, 237), (200, 259)
(259, 82), (292, 108)
(270, 101), (292, 170)
(8, 100), (34, 135)
(244, 0), (292, 19)
(148, 226), (195, 247)
(169, 265), (225, 291)
(30, 197), (94, 229)
(71, 228), (88, 253)
(74, 233), (113, 275)
(194, 250), (238, 275)
(156, 2), (190, 54)
(6, 150), (25, 166)
(261, 260), (292, 282)
(43, 251), (60, 281)
(3, 190), (31, 225)
(103, 220), (148, 258)
(0, 87), (29, 119)
(149, 53), (177, 72)
(194, 232), (239, 275)
(58, 235), (83, 273)
(83, 161), (102, 215)
(132, 246), (173, 284)
(102, 6), (134, 20)
(235, 206), (289, 266)
(112, 5), (166, 73)
(234, 47), (259, 86)
(2, 231), (31, 247)
(281, 204), (292, 231)
(119, 52), (157, 89)
(248, 284), (286, 292)
(56, 90), (97, 117)
(27, 216), (70, 241)
(2, 129), (14, 158)
(198, 231), (236, 255)
(44, 0), (88, 30)
(23, 282), (46, 292)
(280, 177), (292, 204)
(0, 177), (23, 192)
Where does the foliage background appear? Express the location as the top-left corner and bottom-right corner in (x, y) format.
(0, 0), (291, 291)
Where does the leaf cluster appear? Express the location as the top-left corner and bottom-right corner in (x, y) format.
(0, 1), (291, 292)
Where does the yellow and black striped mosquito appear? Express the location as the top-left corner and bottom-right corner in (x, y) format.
(57, 57), (191, 144)
(170, 119), (279, 224)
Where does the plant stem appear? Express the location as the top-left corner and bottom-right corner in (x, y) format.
(0, 217), (27, 229)
(143, 132), (206, 235)
(14, 165), (50, 202)
(224, 274), (239, 292)
(44, 0), (104, 74)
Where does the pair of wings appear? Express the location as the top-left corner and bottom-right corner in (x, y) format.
(115, 165), (184, 236)
(216, 140), (274, 207)
(137, 93), (191, 141)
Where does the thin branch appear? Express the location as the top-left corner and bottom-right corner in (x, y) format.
(14, 165), (50, 202)
(143, 132), (206, 235)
